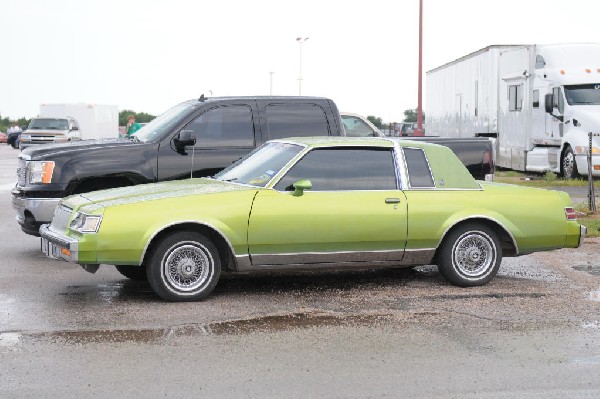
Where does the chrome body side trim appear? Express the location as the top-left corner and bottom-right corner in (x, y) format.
(235, 254), (252, 269)
(236, 249), (436, 272)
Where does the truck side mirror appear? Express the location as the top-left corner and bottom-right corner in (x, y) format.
(544, 93), (554, 113)
(174, 130), (196, 153)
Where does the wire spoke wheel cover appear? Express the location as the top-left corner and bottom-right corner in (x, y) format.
(163, 243), (212, 292)
(147, 231), (221, 302)
(452, 232), (495, 278)
(437, 222), (502, 287)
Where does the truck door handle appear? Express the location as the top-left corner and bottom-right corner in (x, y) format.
(385, 198), (401, 204)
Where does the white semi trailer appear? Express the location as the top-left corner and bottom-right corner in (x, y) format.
(426, 43), (600, 178)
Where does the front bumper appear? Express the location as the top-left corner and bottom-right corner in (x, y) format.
(39, 224), (79, 262)
(12, 188), (61, 236)
(575, 154), (600, 177)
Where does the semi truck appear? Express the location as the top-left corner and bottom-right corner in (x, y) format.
(426, 43), (600, 178)
(19, 103), (119, 149)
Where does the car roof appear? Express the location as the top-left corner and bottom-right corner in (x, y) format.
(272, 136), (445, 149)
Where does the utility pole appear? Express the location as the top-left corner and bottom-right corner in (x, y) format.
(415, 0), (425, 136)
(297, 37), (309, 95)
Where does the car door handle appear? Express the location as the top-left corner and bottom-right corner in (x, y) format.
(385, 198), (401, 204)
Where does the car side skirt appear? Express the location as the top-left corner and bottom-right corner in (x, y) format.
(235, 248), (436, 272)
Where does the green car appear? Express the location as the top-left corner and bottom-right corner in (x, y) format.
(40, 137), (586, 301)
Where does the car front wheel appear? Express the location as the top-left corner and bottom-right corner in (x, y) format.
(146, 231), (221, 302)
(437, 223), (502, 287)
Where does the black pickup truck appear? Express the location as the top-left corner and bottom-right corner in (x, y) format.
(13, 96), (344, 235)
(13, 96), (494, 236)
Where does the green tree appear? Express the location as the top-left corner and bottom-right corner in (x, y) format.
(403, 108), (425, 123)
(367, 115), (383, 129)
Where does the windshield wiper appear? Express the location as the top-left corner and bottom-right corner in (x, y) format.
(220, 178), (238, 182)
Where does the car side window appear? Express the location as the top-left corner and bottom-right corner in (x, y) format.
(403, 148), (435, 188)
(274, 147), (397, 191)
(184, 105), (254, 147)
(342, 115), (376, 137)
(265, 104), (330, 139)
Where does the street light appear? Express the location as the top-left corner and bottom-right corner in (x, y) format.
(296, 37), (309, 95)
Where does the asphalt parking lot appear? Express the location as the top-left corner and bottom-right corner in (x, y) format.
(0, 144), (599, 398)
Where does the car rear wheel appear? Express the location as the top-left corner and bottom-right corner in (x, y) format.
(115, 265), (147, 281)
(437, 223), (501, 287)
(146, 231), (221, 302)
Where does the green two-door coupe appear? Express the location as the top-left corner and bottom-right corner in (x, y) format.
(40, 137), (586, 301)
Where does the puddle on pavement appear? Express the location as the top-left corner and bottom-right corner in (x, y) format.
(60, 282), (155, 304)
(572, 265), (600, 276)
(2, 312), (391, 346)
(425, 292), (544, 301)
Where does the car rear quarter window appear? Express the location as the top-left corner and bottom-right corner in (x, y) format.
(185, 105), (254, 147)
(403, 147), (435, 188)
(266, 104), (330, 139)
(274, 147), (397, 191)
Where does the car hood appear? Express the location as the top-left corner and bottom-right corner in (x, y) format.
(21, 138), (136, 159)
(64, 178), (257, 212)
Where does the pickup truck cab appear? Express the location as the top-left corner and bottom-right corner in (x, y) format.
(13, 96), (344, 236)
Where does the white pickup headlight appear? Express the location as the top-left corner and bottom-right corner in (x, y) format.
(70, 212), (102, 233)
(28, 161), (55, 184)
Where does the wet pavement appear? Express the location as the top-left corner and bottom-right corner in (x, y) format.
(0, 145), (599, 398)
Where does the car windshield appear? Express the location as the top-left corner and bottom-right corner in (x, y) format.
(564, 84), (600, 105)
(132, 101), (197, 143)
(28, 118), (69, 130)
(214, 142), (304, 187)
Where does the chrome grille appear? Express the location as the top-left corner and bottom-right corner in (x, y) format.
(17, 158), (27, 187)
(50, 205), (73, 232)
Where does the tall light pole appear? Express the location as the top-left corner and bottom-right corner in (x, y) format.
(415, 0), (424, 136)
(297, 37), (309, 95)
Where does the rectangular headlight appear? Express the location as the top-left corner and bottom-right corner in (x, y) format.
(28, 161), (55, 184)
(70, 212), (102, 233)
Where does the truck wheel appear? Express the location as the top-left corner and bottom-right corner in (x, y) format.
(562, 146), (579, 179)
(115, 265), (148, 281)
(436, 222), (502, 287)
(146, 231), (221, 302)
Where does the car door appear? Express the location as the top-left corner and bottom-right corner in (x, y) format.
(247, 147), (407, 266)
(157, 103), (258, 181)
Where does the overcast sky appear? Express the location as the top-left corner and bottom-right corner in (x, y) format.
(2, 0), (600, 123)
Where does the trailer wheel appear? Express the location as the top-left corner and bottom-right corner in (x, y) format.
(562, 146), (579, 179)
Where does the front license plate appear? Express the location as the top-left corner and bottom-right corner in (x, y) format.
(41, 238), (61, 260)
